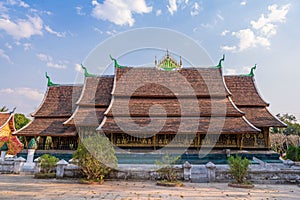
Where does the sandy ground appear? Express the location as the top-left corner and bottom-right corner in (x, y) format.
(0, 174), (299, 200)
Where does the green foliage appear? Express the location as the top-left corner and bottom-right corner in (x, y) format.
(272, 113), (300, 136)
(228, 155), (250, 184)
(39, 154), (59, 173)
(0, 106), (8, 112)
(155, 153), (180, 183)
(73, 134), (117, 182)
(14, 113), (31, 130)
(286, 145), (300, 161)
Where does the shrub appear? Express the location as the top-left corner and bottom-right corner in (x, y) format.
(286, 145), (300, 161)
(73, 134), (117, 183)
(228, 155), (250, 184)
(296, 146), (300, 161)
(39, 154), (59, 173)
(155, 153), (180, 183)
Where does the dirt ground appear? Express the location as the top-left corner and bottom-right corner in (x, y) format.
(0, 174), (299, 200)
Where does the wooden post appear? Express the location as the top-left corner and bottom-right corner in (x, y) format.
(153, 135), (156, 150)
(197, 133), (200, 150)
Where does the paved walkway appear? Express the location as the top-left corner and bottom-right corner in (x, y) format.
(0, 174), (299, 200)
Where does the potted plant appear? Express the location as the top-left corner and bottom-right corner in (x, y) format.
(227, 155), (254, 188)
(35, 154), (59, 179)
(155, 153), (183, 187)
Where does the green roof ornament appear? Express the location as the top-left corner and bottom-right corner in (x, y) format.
(242, 64), (257, 77)
(248, 64), (257, 76)
(1, 142), (8, 151)
(45, 72), (59, 87)
(81, 64), (97, 77)
(109, 55), (127, 68)
(213, 54), (225, 69)
(28, 138), (38, 150)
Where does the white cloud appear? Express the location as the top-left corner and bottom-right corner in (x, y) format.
(167, 0), (177, 15)
(221, 45), (237, 52)
(0, 87), (43, 101)
(223, 4), (290, 52)
(190, 2), (200, 16)
(37, 53), (52, 62)
(225, 69), (237, 75)
(91, 0), (152, 27)
(106, 29), (117, 36)
(156, 9), (162, 16)
(5, 43), (12, 49)
(7, 0), (29, 8)
(46, 62), (67, 69)
(221, 30), (229, 36)
(75, 63), (83, 73)
(37, 53), (67, 69)
(93, 27), (103, 34)
(232, 29), (257, 51)
(45, 25), (66, 37)
(75, 6), (85, 16)
(23, 43), (32, 51)
(240, 1), (247, 6)
(0, 48), (12, 63)
(0, 15), (43, 39)
(251, 4), (290, 30)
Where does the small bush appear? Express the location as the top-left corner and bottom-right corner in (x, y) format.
(155, 153), (180, 183)
(73, 134), (117, 183)
(286, 145), (300, 161)
(228, 155), (250, 184)
(39, 154), (59, 173)
(297, 147), (300, 161)
(286, 145), (296, 161)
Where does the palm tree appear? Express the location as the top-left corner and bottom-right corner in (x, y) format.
(0, 106), (9, 112)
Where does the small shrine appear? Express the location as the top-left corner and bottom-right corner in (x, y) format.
(0, 111), (23, 156)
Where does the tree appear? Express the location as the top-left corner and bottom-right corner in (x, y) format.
(271, 113), (300, 136)
(14, 113), (31, 130)
(0, 106), (9, 112)
(73, 133), (117, 183)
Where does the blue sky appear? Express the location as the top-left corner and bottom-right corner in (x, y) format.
(0, 0), (299, 120)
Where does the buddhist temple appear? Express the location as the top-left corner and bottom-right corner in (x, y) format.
(14, 52), (286, 156)
(15, 73), (82, 150)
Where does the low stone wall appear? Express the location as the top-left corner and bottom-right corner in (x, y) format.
(216, 168), (300, 184)
(1, 154), (300, 185)
(0, 159), (14, 174)
(108, 164), (183, 180)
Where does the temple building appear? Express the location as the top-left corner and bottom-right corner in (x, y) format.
(15, 74), (82, 150)
(15, 53), (286, 153)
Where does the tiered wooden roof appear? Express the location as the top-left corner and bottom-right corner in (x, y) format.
(0, 112), (15, 133)
(15, 85), (82, 137)
(99, 67), (260, 134)
(64, 76), (114, 127)
(224, 76), (286, 128)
